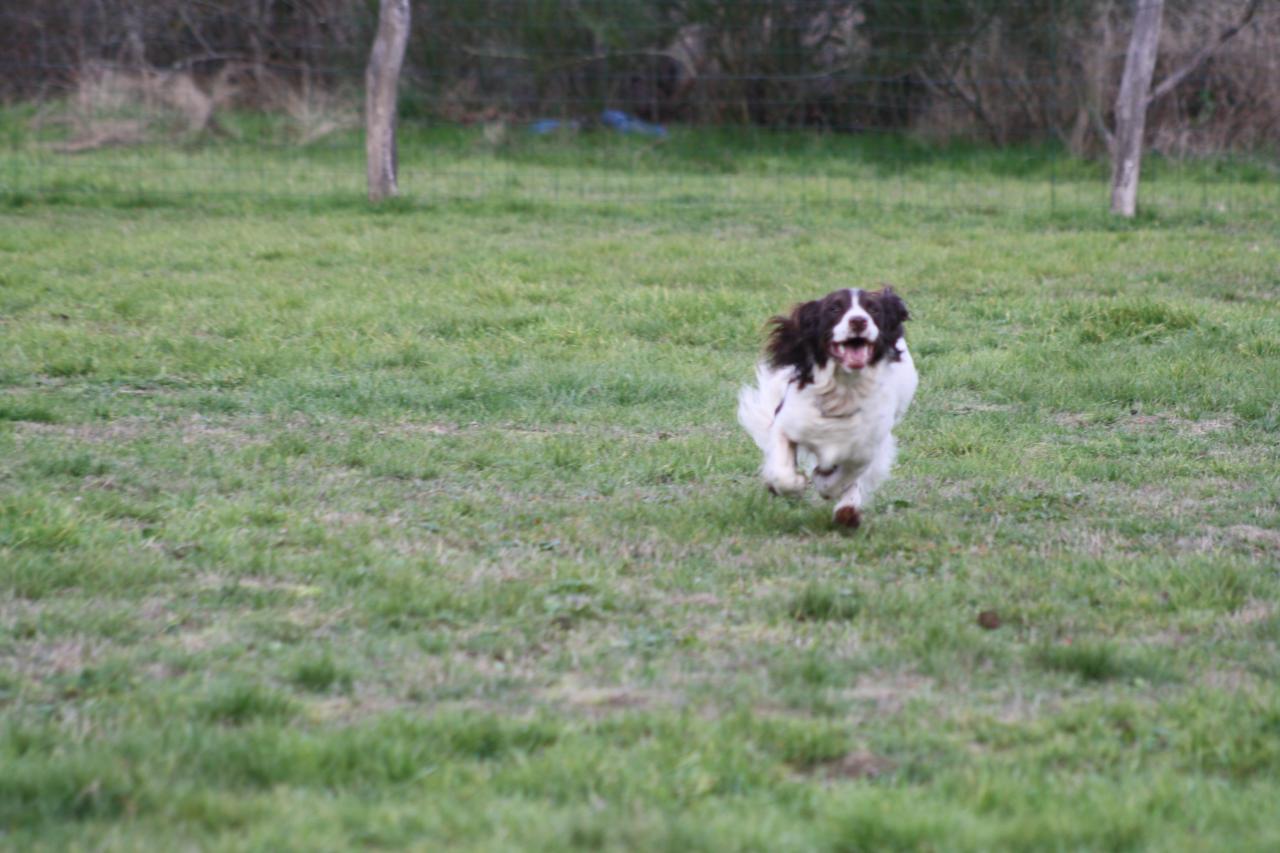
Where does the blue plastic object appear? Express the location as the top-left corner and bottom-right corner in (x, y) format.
(528, 111), (667, 138)
(599, 109), (668, 137)
(528, 118), (580, 135)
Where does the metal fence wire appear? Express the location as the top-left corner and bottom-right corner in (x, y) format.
(2, 1), (1278, 212)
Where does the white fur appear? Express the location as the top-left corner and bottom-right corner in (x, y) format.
(737, 296), (917, 522)
(831, 297), (874, 347)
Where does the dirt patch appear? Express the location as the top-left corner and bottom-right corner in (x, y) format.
(1099, 478), (1250, 518)
(1035, 527), (1135, 560)
(1177, 525), (1280, 555)
(542, 677), (672, 713)
(840, 673), (932, 714)
(1180, 417), (1236, 436)
(1139, 628), (1191, 648)
(193, 573), (322, 598)
(1053, 412), (1094, 429)
(664, 592), (722, 608)
(381, 419), (737, 442)
(1227, 526), (1280, 551)
(812, 749), (896, 781)
(5, 638), (102, 679)
(319, 510), (406, 530)
(16, 414), (269, 449)
(169, 624), (236, 654)
(1201, 668), (1260, 692)
(1228, 598), (1275, 627)
(17, 416), (156, 444)
(1052, 412), (1236, 435)
(384, 421), (463, 436)
(1121, 414), (1236, 435)
(557, 686), (650, 709)
(946, 400), (1015, 415)
(310, 694), (408, 723)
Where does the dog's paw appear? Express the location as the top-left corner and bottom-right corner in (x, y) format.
(833, 505), (862, 529)
(764, 469), (807, 496)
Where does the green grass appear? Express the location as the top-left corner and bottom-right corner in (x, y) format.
(2, 130), (1280, 850)
(5, 122), (1279, 216)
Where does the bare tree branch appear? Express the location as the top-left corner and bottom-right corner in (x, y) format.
(917, 58), (996, 142)
(1147, 0), (1265, 105)
(912, 9), (1007, 145)
(1089, 102), (1117, 157)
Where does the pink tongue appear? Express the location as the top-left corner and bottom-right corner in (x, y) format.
(840, 343), (871, 370)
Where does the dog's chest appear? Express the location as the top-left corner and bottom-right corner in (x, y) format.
(815, 383), (861, 419)
(780, 378), (891, 456)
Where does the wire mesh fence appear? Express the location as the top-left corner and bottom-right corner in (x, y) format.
(2, 1), (1277, 214)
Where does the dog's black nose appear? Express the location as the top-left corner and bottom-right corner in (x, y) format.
(849, 316), (868, 332)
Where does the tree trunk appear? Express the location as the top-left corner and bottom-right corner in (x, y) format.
(1109, 0), (1164, 218)
(365, 0), (410, 202)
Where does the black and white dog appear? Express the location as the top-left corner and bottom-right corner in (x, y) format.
(738, 288), (917, 528)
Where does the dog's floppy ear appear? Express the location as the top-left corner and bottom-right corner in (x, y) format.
(876, 286), (910, 334)
(766, 298), (827, 387)
(866, 286), (909, 363)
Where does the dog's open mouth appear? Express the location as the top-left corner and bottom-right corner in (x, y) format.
(829, 338), (873, 370)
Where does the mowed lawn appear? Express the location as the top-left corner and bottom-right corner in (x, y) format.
(2, 146), (1280, 849)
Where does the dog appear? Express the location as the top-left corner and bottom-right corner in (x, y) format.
(737, 287), (917, 528)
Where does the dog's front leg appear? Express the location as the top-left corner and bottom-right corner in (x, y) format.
(831, 437), (896, 528)
(831, 480), (864, 528)
(762, 424), (806, 496)
(813, 463), (861, 501)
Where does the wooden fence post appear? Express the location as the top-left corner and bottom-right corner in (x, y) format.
(365, 0), (410, 202)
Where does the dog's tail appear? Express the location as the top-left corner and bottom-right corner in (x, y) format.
(736, 362), (788, 452)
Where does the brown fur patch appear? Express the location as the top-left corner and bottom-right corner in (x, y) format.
(834, 506), (861, 528)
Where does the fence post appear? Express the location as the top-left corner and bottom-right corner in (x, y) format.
(365, 0), (411, 202)
(1110, 0), (1163, 217)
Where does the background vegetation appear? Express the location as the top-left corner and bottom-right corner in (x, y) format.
(3, 0), (1279, 156)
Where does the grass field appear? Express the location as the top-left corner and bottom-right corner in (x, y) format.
(3, 131), (1280, 850)
(4, 118), (1279, 214)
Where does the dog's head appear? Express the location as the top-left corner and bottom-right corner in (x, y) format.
(766, 287), (909, 386)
